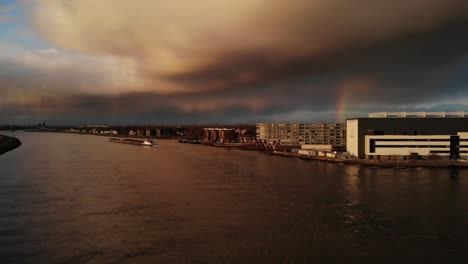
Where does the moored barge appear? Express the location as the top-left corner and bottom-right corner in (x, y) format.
(178, 139), (201, 144)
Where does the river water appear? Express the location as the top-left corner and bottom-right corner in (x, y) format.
(1, 132), (467, 263)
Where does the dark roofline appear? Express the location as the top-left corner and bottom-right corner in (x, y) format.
(346, 117), (468, 121)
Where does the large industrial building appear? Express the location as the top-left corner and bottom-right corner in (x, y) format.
(347, 112), (468, 160)
(256, 122), (346, 148)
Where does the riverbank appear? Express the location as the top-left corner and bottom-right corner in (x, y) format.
(26, 130), (177, 140)
(199, 142), (468, 168)
(19, 131), (468, 168)
(271, 151), (468, 169)
(0, 135), (21, 155)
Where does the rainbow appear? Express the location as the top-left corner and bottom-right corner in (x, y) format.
(335, 85), (347, 123)
(335, 77), (375, 122)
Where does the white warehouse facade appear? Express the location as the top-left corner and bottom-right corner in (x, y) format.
(365, 133), (468, 160)
(347, 112), (468, 160)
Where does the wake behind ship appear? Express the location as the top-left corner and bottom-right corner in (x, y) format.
(109, 138), (158, 146)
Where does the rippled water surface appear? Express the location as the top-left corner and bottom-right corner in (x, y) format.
(1, 132), (468, 263)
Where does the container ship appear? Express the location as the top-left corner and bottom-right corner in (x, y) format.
(109, 138), (157, 146)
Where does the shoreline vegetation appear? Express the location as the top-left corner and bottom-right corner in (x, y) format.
(22, 130), (468, 169)
(0, 135), (21, 155)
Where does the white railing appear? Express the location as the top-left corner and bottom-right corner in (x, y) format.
(369, 112), (465, 118)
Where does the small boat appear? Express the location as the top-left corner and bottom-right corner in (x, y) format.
(109, 138), (158, 147)
(142, 139), (157, 146)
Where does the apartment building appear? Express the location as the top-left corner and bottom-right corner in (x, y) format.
(256, 123), (346, 147)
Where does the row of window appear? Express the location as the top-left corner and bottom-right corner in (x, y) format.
(429, 151), (468, 154)
(375, 145), (451, 148)
(370, 138), (450, 142)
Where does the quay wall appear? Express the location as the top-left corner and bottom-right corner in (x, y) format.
(271, 151), (468, 169)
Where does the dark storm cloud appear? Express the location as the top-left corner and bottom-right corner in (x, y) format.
(168, 18), (468, 96)
(0, 92), (272, 125)
(2, 0), (468, 124)
(32, 0), (468, 90)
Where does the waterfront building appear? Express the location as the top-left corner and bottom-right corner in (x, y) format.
(204, 128), (236, 143)
(256, 122), (346, 148)
(256, 123), (300, 146)
(365, 132), (468, 160)
(347, 112), (468, 159)
(203, 127), (255, 143)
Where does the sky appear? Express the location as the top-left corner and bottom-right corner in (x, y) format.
(1, 0), (468, 125)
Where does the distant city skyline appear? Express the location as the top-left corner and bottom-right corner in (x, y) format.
(1, 0), (468, 125)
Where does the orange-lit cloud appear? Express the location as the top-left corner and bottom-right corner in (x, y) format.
(30, 0), (468, 93)
(1, 0), (468, 124)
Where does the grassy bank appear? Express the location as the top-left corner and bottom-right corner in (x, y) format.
(0, 135), (22, 155)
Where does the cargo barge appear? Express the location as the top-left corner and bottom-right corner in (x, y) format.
(212, 142), (252, 148)
(109, 138), (157, 146)
(200, 141), (259, 150)
(178, 139), (201, 144)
